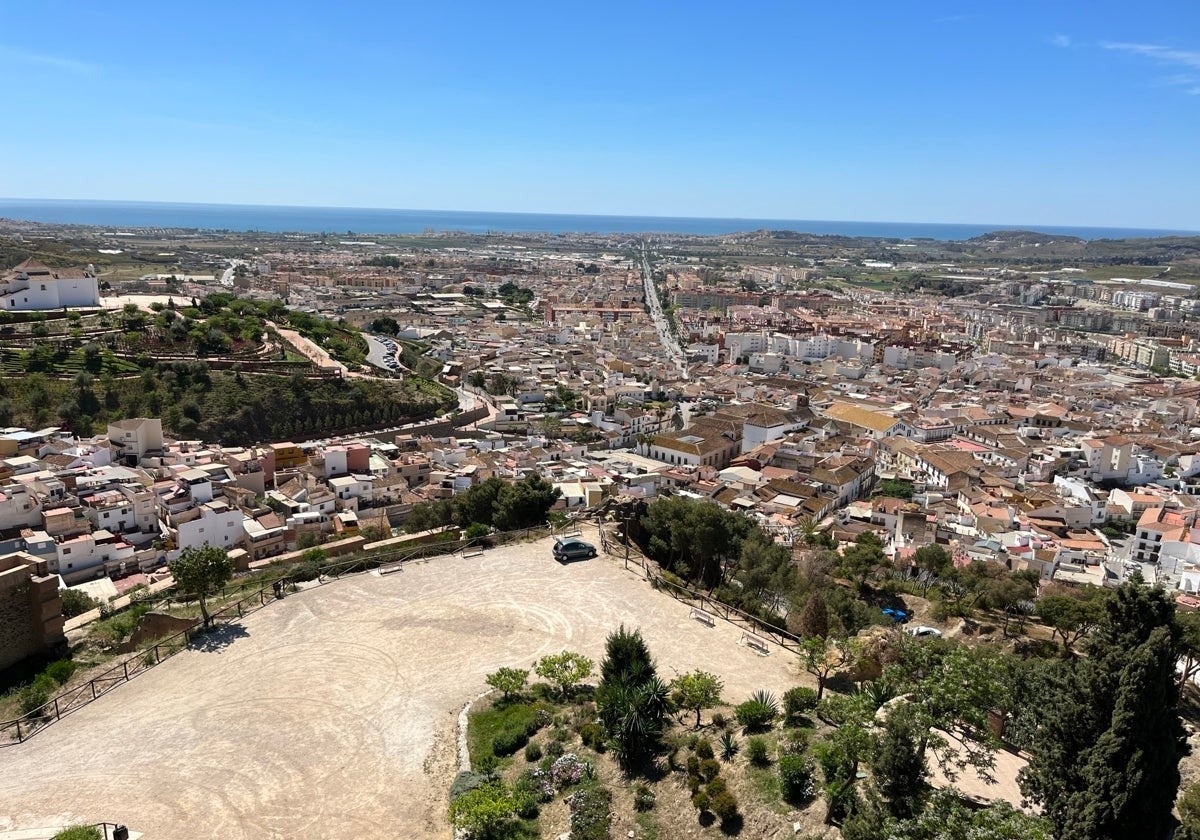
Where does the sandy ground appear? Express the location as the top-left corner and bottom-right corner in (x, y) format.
(0, 528), (799, 840)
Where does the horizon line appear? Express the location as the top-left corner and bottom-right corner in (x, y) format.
(1, 196), (1197, 236)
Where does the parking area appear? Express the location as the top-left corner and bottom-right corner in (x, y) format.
(0, 528), (799, 839)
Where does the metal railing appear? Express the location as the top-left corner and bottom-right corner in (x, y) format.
(1, 519), (581, 746)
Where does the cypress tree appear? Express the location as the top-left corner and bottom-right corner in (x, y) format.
(1021, 584), (1185, 840)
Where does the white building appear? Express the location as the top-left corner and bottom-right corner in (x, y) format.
(0, 259), (100, 310)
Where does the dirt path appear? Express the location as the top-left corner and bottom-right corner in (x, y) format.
(0, 530), (799, 839)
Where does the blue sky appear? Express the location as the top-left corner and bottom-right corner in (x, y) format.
(1, 1), (1198, 228)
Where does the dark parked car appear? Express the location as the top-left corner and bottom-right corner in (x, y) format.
(553, 537), (597, 562)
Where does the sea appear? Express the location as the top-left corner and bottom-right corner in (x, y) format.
(0, 198), (1195, 241)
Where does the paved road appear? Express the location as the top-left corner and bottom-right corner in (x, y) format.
(363, 334), (399, 372)
(640, 243), (688, 379)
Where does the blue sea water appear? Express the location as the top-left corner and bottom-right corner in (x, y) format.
(0, 198), (1195, 241)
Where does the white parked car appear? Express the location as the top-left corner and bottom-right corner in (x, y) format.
(906, 626), (943, 638)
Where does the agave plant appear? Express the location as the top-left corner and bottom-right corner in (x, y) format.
(719, 730), (739, 761)
(750, 689), (779, 717)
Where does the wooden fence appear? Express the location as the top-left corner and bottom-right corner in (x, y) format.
(597, 522), (805, 655)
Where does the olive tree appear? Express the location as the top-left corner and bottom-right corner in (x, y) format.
(169, 544), (234, 629)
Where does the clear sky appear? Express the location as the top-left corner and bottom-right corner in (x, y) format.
(1, 1), (1198, 229)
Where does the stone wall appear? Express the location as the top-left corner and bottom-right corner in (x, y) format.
(0, 552), (65, 672)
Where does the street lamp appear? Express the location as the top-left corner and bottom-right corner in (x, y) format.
(621, 508), (633, 571)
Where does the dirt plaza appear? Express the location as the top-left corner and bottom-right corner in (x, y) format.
(0, 529), (799, 839)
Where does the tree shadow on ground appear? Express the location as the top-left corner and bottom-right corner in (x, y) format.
(719, 814), (744, 835)
(192, 623), (249, 653)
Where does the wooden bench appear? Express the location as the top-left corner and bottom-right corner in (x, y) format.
(378, 562), (404, 576)
(690, 607), (716, 627)
(461, 545), (485, 558)
(740, 632), (770, 655)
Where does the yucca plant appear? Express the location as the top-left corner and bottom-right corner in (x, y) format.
(719, 730), (739, 761)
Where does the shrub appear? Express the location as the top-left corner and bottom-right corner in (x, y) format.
(566, 785), (612, 840)
(746, 735), (771, 766)
(550, 752), (593, 790)
(735, 698), (778, 732)
(686, 755), (701, 776)
(706, 777), (728, 799)
(513, 790), (539, 819)
(545, 740), (565, 759)
(51, 828), (102, 840)
(19, 674), (56, 717)
(779, 752), (816, 802)
(449, 770), (490, 801)
(552, 726), (571, 742)
(579, 722), (606, 751)
(711, 711), (727, 729)
(44, 659), (77, 686)
(448, 782), (516, 838)
(695, 738), (714, 760)
(710, 789), (739, 823)
(634, 784), (656, 812)
(700, 758), (721, 781)
(783, 686), (819, 721)
(491, 728), (529, 757)
(719, 731), (739, 761)
(692, 790), (711, 813)
(524, 741), (543, 762)
(518, 767), (555, 802)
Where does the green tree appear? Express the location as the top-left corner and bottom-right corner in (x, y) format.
(492, 474), (560, 531)
(841, 532), (886, 589)
(1177, 782), (1200, 840)
(448, 782), (516, 839)
(801, 635), (858, 700)
(1020, 583), (1185, 840)
(596, 627), (668, 773)
(1036, 586), (1109, 655)
(814, 713), (872, 824)
(534, 650), (593, 699)
(875, 789), (1052, 840)
(641, 496), (750, 588)
(912, 544), (951, 594)
(871, 704), (927, 819)
(885, 641), (1007, 782)
(1179, 608), (1200, 687)
(484, 667), (528, 701)
(599, 624), (656, 686)
(670, 670), (724, 728)
(454, 476), (505, 529)
(168, 544), (234, 629)
(369, 317), (399, 335)
(797, 590), (830, 639)
(982, 575), (1036, 636)
(59, 587), (99, 618)
(404, 498), (456, 533)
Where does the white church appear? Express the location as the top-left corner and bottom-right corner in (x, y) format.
(0, 258), (101, 310)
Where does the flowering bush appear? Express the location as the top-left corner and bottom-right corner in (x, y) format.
(566, 786), (612, 840)
(551, 752), (594, 789)
(522, 767), (555, 802)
